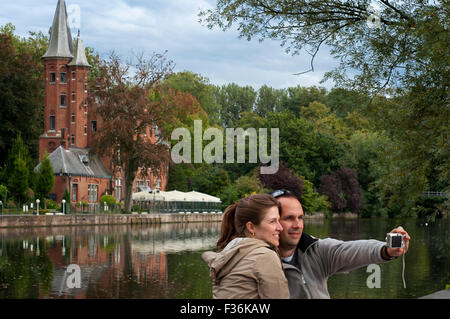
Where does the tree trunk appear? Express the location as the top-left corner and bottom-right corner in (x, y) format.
(124, 161), (137, 212)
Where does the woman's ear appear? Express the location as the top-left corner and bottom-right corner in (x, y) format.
(245, 221), (256, 237)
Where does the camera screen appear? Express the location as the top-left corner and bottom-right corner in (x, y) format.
(391, 236), (403, 247)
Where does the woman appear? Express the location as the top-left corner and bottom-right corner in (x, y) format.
(202, 193), (290, 299)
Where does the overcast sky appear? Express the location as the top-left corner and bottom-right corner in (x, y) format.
(1, 0), (339, 90)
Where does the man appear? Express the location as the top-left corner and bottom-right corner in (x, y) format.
(270, 189), (410, 299)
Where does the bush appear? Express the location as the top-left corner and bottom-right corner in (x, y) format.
(45, 198), (59, 209)
(100, 194), (116, 206)
(300, 178), (330, 214)
(318, 167), (362, 214)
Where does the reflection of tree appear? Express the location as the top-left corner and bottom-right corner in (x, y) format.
(0, 239), (53, 298)
(167, 251), (212, 299)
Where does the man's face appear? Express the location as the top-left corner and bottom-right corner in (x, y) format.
(278, 197), (304, 252)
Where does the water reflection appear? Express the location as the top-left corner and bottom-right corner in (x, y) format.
(0, 223), (220, 299)
(0, 218), (448, 299)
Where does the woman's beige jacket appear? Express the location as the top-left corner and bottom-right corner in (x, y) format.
(202, 238), (290, 299)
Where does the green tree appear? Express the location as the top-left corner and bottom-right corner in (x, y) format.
(8, 157), (29, 205)
(200, 1), (449, 216)
(34, 153), (54, 202)
(266, 110), (343, 185)
(300, 177), (330, 215)
(255, 85), (287, 117)
(0, 24), (46, 167)
(282, 86), (328, 116)
(214, 83), (257, 127)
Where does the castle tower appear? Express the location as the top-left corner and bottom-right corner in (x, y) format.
(39, 0), (90, 160)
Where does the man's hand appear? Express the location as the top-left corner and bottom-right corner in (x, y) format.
(386, 226), (410, 257)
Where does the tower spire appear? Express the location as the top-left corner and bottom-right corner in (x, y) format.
(68, 31), (91, 67)
(42, 0), (74, 59)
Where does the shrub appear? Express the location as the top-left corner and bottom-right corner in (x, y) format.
(100, 194), (116, 206)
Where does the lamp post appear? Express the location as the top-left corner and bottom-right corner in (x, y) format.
(62, 199), (66, 215)
(36, 199), (40, 215)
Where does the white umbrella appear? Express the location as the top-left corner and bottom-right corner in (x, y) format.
(188, 191), (221, 203)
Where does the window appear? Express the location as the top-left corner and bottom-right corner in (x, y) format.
(84, 125), (87, 135)
(91, 120), (97, 132)
(60, 94), (66, 107)
(72, 93), (76, 103)
(72, 72), (76, 80)
(72, 184), (78, 202)
(60, 72), (66, 83)
(71, 113), (75, 124)
(50, 72), (56, 83)
(88, 184), (98, 203)
(71, 135), (75, 145)
(50, 115), (55, 131)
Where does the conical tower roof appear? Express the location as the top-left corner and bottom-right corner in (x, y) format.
(42, 0), (74, 59)
(68, 31), (90, 67)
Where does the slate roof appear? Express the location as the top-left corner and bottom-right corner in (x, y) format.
(36, 146), (111, 179)
(68, 31), (90, 67)
(42, 0), (74, 59)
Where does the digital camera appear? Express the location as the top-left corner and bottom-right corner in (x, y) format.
(385, 233), (405, 248)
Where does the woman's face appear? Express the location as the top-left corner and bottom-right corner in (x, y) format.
(251, 206), (283, 247)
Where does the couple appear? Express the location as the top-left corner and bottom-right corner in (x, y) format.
(202, 191), (410, 299)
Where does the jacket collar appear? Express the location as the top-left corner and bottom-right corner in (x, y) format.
(298, 232), (319, 253)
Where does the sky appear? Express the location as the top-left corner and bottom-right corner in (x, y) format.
(1, 0), (339, 90)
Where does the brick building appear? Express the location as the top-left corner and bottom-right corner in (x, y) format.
(37, 0), (167, 206)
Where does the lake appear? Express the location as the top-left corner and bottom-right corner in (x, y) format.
(0, 217), (448, 299)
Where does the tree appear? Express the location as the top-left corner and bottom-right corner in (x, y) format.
(0, 24), (46, 167)
(318, 167), (362, 214)
(200, 1), (449, 215)
(34, 152), (54, 202)
(200, 1), (447, 92)
(255, 85), (287, 117)
(259, 162), (304, 200)
(165, 71), (220, 125)
(266, 110), (343, 185)
(89, 52), (201, 212)
(214, 83), (257, 127)
(8, 157), (29, 205)
(300, 177), (330, 215)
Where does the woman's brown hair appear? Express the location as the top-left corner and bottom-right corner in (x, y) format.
(216, 193), (281, 251)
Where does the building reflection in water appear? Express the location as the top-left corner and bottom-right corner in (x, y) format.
(0, 222), (220, 299)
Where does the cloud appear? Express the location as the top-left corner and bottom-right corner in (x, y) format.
(2, 0), (339, 90)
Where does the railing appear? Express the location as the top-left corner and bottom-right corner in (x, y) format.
(0, 201), (223, 215)
(422, 191), (450, 198)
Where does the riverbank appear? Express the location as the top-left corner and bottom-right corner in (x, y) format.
(0, 212), (223, 228)
(0, 211), (368, 228)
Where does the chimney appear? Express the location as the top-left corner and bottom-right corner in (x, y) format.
(61, 128), (69, 150)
